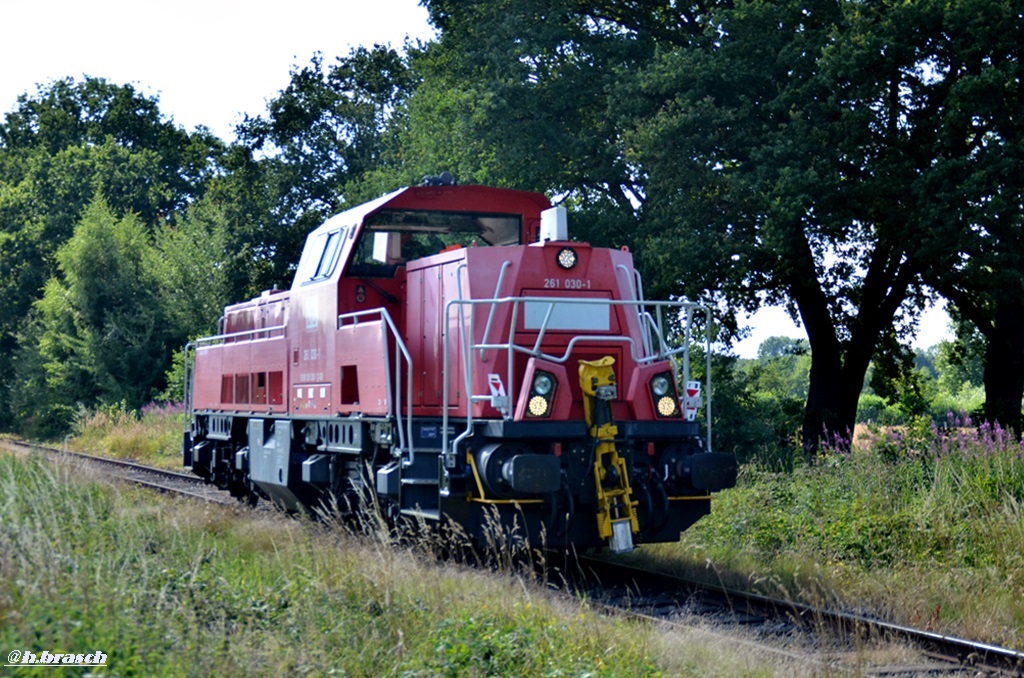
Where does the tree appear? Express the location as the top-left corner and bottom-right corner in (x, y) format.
(907, 0), (1024, 433)
(0, 77), (223, 428)
(234, 46), (419, 289)
(12, 198), (170, 430)
(1, 77), (222, 219)
(153, 197), (235, 341)
(757, 336), (810, 361)
(417, 0), (1019, 453)
(413, 0), (652, 236)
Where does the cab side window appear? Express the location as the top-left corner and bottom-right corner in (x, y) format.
(300, 228), (345, 284)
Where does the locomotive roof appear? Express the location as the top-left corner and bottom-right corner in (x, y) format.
(292, 184), (552, 289)
(311, 184), (552, 238)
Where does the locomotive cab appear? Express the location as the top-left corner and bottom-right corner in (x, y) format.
(183, 182), (736, 552)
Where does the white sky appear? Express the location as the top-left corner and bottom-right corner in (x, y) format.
(732, 301), (951, 359)
(0, 0), (950, 356)
(0, 0), (436, 141)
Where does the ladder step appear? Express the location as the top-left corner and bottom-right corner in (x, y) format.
(400, 508), (440, 520)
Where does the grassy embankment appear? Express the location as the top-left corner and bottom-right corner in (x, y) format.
(59, 403), (1024, 652)
(1, 445), (813, 676)
(635, 418), (1024, 649)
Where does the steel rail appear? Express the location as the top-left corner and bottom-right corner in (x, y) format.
(572, 556), (1024, 676)
(5, 439), (235, 505)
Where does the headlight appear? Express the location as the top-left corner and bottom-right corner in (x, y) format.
(657, 396), (679, 417)
(527, 371), (556, 418)
(556, 247), (577, 270)
(528, 395), (550, 417)
(651, 375), (671, 396)
(533, 373), (554, 396)
(650, 372), (679, 418)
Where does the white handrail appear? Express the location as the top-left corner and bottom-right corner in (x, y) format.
(616, 264), (653, 355)
(338, 307), (415, 465)
(194, 324), (287, 346)
(183, 341), (195, 420)
(440, 295), (714, 461)
(478, 260), (513, 361)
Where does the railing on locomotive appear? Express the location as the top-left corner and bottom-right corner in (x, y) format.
(440, 295), (714, 468)
(182, 323), (289, 421)
(336, 307), (415, 458)
(179, 297), (714, 476)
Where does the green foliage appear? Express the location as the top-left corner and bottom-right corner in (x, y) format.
(869, 339), (932, 422)
(856, 393), (903, 426)
(908, 0), (1024, 432)
(11, 198), (171, 433)
(695, 418), (1024, 569)
(153, 199), (234, 340)
(403, 0), (652, 221)
(159, 347), (190, 406)
(235, 46), (419, 289)
(674, 419), (1024, 646)
(935, 323), (985, 396)
(692, 341), (805, 470)
(0, 77), (223, 431)
(67, 400), (185, 468)
(720, 331), (992, 456)
(856, 338), (989, 426)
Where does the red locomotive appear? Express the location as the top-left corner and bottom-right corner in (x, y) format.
(182, 179), (737, 552)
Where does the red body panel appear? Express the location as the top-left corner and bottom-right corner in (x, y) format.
(190, 185), (567, 420)
(192, 290), (289, 414)
(409, 242), (662, 421)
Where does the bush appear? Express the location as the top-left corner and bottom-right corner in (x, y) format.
(671, 417), (1024, 645)
(856, 393), (903, 425)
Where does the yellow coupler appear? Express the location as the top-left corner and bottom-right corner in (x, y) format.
(578, 357), (639, 553)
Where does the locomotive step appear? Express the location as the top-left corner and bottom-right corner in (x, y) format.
(400, 508), (441, 520)
(400, 478), (440, 486)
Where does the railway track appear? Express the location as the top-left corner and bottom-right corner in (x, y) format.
(566, 556), (1024, 676)
(6, 437), (1023, 675)
(2, 438), (236, 505)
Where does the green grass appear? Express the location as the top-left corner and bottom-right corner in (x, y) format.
(0, 449), (800, 676)
(63, 402), (1024, 651)
(634, 418), (1024, 649)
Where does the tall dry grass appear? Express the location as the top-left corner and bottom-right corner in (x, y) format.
(2, 450), (822, 676)
(66, 401), (184, 468)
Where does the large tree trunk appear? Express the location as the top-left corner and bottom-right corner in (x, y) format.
(801, 341), (844, 454)
(981, 299), (1024, 435)
(789, 226), (916, 456)
(800, 322), (878, 456)
(797, 294), (847, 456)
(941, 290), (1024, 437)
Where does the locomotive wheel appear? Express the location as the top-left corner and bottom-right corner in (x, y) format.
(227, 471), (259, 507)
(240, 484), (259, 507)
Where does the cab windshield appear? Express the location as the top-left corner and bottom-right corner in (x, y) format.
(352, 209), (522, 268)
